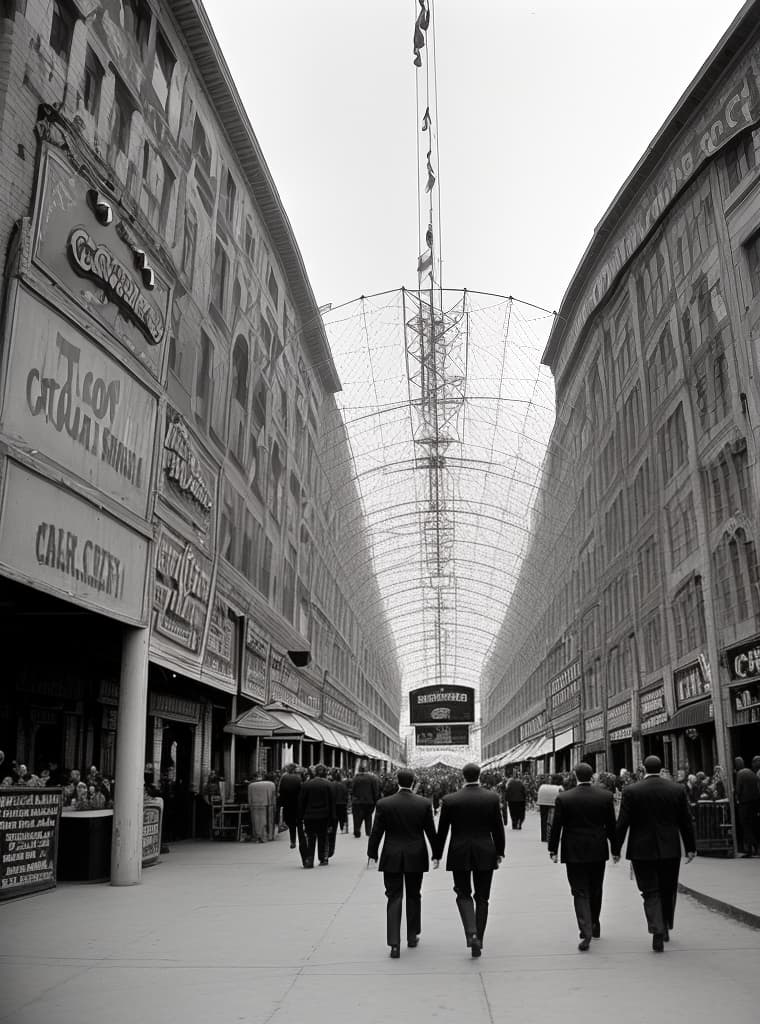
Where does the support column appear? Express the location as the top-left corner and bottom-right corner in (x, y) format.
(111, 626), (150, 886)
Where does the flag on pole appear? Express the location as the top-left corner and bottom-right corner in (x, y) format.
(425, 149), (436, 193)
(421, 107), (432, 132)
(413, 0), (430, 66)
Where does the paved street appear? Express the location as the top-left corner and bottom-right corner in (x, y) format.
(2, 809), (759, 1024)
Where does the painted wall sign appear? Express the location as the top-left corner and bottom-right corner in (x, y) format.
(607, 701), (631, 726)
(203, 596), (236, 684)
(152, 530), (211, 654)
(142, 802), (162, 867)
(0, 788), (61, 901)
(726, 637), (760, 682)
(519, 711), (546, 743)
(730, 681), (760, 725)
(548, 660), (581, 715)
(584, 713), (605, 743)
(609, 727), (633, 742)
(242, 623), (268, 702)
(161, 412), (215, 535)
(415, 724), (470, 746)
(0, 462), (148, 622)
(1, 287), (156, 517)
(409, 685), (475, 725)
(674, 660), (710, 706)
(32, 146), (170, 377)
(640, 684), (668, 733)
(554, 66), (760, 374)
(149, 693), (200, 724)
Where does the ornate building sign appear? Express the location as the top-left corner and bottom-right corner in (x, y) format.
(162, 414), (215, 530)
(726, 638), (760, 725)
(415, 725), (469, 746)
(31, 146), (171, 377)
(674, 660), (710, 706)
(409, 685), (475, 725)
(242, 623), (268, 702)
(640, 683), (668, 733)
(584, 712), (604, 743)
(2, 287), (156, 517)
(152, 530), (211, 653)
(0, 461), (148, 623)
(548, 660), (581, 716)
(518, 711), (546, 743)
(203, 596), (236, 687)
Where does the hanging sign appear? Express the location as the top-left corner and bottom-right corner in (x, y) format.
(409, 685), (474, 724)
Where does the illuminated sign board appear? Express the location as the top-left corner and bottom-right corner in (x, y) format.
(409, 685), (475, 724)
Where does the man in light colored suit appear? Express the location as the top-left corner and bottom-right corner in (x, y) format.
(367, 768), (438, 959)
(434, 762), (505, 957)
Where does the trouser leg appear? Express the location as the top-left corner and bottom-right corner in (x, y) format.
(363, 805), (374, 836)
(566, 862), (593, 940)
(328, 822), (337, 858)
(632, 860), (665, 935)
(472, 869), (493, 941)
(588, 861), (606, 930)
(304, 825), (317, 864)
(452, 870), (477, 937)
(404, 872), (423, 941)
(540, 805), (549, 841)
(353, 804), (368, 837)
(315, 821), (328, 861)
(384, 872), (403, 947)
(656, 858), (680, 930)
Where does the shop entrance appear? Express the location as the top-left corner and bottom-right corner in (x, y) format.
(160, 722), (195, 840)
(730, 722), (760, 766)
(610, 740), (632, 775)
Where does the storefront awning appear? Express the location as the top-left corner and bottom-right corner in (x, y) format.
(583, 739), (606, 754)
(526, 734), (554, 758)
(554, 728), (575, 751)
(645, 698), (714, 734)
(224, 706), (280, 737)
(264, 706), (370, 756)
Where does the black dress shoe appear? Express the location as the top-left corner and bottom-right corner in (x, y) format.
(389, 946), (400, 959)
(652, 933), (665, 952)
(470, 934), (482, 958)
(592, 923), (600, 939)
(407, 937), (419, 948)
(319, 859), (329, 865)
(578, 938), (591, 951)
(303, 860), (314, 869)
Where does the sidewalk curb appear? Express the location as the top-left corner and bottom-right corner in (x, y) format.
(678, 883), (760, 930)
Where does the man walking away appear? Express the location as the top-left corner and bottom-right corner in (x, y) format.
(434, 762), (505, 957)
(367, 768), (438, 959)
(537, 774), (563, 842)
(504, 773), (527, 830)
(248, 773), (277, 842)
(614, 754), (696, 952)
(352, 761), (381, 838)
(327, 769), (348, 858)
(278, 763), (302, 850)
(734, 756), (760, 857)
(298, 764), (336, 868)
(548, 762), (618, 950)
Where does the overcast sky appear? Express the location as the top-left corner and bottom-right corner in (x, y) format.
(204, 0), (747, 316)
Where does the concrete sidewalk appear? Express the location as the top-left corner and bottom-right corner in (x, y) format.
(1, 821), (759, 1024)
(677, 851), (760, 928)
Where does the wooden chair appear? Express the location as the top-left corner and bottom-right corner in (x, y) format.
(210, 796), (247, 841)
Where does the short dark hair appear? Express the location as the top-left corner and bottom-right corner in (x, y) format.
(574, 762), (593, 783)
(550, 773), (563, 786)
(313, 763), (327, 777)
(397, 768), (415, 788)
(643, 755), (662, 774)
(462, 763), (480, 782)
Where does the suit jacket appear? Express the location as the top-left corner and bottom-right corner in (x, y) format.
(277, 772), (302, 809)
(298, 777), (336, 823)
(504, 778), (527, 802)
(367, 789), (437, 872)
(548, 783), (616, 862)
(435, 784), (506, 870)
(614, 775), (696, 860)
(735, 766), (760, 803)
(351, 771), (381, 805)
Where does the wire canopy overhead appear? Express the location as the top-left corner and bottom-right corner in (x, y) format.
(321, 288), (556, 755)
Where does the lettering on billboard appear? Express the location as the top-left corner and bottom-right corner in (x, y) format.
(409, 685), (475, 725)
(640, 684), (668, 732)
(2, 289), (156, 516)
(0, 789), (61, 901)
(0, 462), (148, 622)
(674, 660), (710, 706)
(548, 660), (581, 715)
(519, 711), (546, 742)
(727, 638), (760, 682)
(163, 415), (214, 529)
(203, 597), (235, 682)
(242, 623), (268, 701)
(415, 724), (469, 746)
(153, 533), (211, 652)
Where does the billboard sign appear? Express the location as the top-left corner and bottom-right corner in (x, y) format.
(415, 725), (470, 746)
(409, 685), (474, 725)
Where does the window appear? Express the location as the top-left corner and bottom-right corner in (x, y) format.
(725, 130), (756, 193)
(282, 546), (297, 623)
(643, 613), (663, 673)
(152, 29), (175, 112)
(659, 404), (688, 485)
(82, 47), (104, 116)
(140, 143), (175, 232)
(124, 0), (151, 58)
(267, 268), (279, 309)
(181, 207), (197, 285)
(225, 171), (237, 225)
(746, 230), (760, 299)
(50, 0), (76, 61)
(232, 336), (249, 406)
(647, 325), (677, 409)
(195, 331), (212, 426)
(244, 217), (255, 259)
(192, 115), (214, 215)
(671, 576), (706, 659)
(211, 239), (229, 314)
(111, 75), (134, 156)
(260, 537), (273, 598)
(623, 385), (642, 456)
(637, 535), (660, 601)
(667, 491), (697, 568)
(681, 308), (694, 356)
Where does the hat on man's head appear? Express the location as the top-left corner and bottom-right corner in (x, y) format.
(573, 763), (593, 783)
(643, 755), (662, 774)
(462, 763), (480, 782)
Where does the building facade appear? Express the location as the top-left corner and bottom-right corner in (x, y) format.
(482, 1), (760, 787)
(0, 0), (401, 860)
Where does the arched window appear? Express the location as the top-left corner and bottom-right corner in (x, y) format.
(232, 335), (249, 406)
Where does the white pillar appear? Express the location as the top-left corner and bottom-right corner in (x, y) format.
(111, 626), (149, 886)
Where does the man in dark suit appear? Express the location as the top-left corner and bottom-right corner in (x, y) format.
(277, 763), (302, 850)
(367, 768), (438, 959)
(351, 762), (381, 838)
(548, 762), (618, 950)
(734, 756), (760, 856)
(298, 764), (336, 868)
(434, 762), (506, 957)
(504, 773), (528, 830)
(614, 754), (697, 952)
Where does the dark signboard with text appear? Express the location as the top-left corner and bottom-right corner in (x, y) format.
(409, 685), (474, 725)
(415, 725), (470, 746)
(0, 788), (61, 901)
